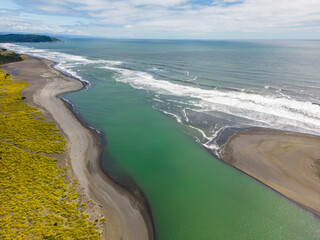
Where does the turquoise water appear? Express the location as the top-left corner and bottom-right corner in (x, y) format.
(4, 40), (320, 239)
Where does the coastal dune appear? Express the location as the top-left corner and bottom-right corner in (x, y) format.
(221, 128), (320, 215)
(4, 58), (151, 240)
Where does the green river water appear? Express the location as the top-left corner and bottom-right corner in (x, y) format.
(10, 40), (320, 239)
(65, 66), (320, 240)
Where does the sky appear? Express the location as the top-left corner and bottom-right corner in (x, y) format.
(0, 0), (320, 39)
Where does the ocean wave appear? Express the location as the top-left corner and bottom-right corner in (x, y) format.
(100, 64), (320, 138)
(0, 43), (122, 88)
(4, 43), (320, 153)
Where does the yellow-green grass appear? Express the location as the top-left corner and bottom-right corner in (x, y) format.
(315, 159), (320, 177)
(0, 70), (101, 239)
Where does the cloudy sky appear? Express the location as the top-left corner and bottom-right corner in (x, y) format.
(1, 0), (320, 39)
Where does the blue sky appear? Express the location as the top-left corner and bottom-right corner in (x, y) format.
(1, 0), (320, 39)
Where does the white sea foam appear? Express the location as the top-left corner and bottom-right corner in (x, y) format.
(0, 43), (122, 87)
(183, 108), (189, 122)
(158, 109), (182, 123)
(100, 64), (320, 137)
(151, 67), (164, 72)
(152, 97), (164, 103)
(4, 43), (320, 151)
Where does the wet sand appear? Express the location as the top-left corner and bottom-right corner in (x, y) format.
(221, 128), (320, 215)
(3, 57), (152, 240)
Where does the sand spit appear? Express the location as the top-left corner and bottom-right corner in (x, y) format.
(221, 128), (320, 215)
(4, 57), (151, 240)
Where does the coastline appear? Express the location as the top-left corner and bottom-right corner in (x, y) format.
(5, 53), (320, 239)
(3, 57), (152, 240)
(220, 128), (320, 217)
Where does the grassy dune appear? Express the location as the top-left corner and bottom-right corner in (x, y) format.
(0, 49), (24, 64)
(0, 70), (102, 239)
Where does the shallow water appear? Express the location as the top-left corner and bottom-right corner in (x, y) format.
(3, 40), (320, 239)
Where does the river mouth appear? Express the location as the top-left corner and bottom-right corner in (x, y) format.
(4, 39), (320, 239)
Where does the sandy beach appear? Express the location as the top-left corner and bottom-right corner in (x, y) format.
(221, 128), (320, 216)
(5, 55), (320, 240)
(3, 57), (152, 240)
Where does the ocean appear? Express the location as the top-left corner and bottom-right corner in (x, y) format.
(3, 39), (320, 239)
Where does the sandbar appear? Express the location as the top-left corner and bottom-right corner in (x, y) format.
(3, 57), (152, 240)
(221, 128), (320, 216)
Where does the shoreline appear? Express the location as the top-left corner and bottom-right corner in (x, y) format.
(6, 54), (320, 239)
(61, 94), (155, 240)
(219, 127), (320, 218)
(3, 57), (153, 240)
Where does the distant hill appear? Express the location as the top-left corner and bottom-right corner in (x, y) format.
(0, 34), (60, 43)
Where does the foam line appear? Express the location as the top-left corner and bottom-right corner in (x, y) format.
(100, 64), (320, 136)
(0, 43), (122, 88)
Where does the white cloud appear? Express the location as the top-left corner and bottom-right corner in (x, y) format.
(130, 0), (187, 7)
(3, 0), (320, 38)
(0, 10), (81, 35)
(31, 4), (67, 12)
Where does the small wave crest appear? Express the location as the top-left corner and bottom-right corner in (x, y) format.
(4, 43), (320, 154)
(99, 63), (320, 153)
(0, 43), (122, 88)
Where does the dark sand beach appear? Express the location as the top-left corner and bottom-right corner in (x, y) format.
(3, 57), (152, 240)
(221, 128), (320, 215)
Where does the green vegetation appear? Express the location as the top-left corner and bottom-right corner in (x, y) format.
(315, 159), (320, 177)
(0, 48), (23, 64)
(0, 70), (101, 239)
(0, 34), (60, 43)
